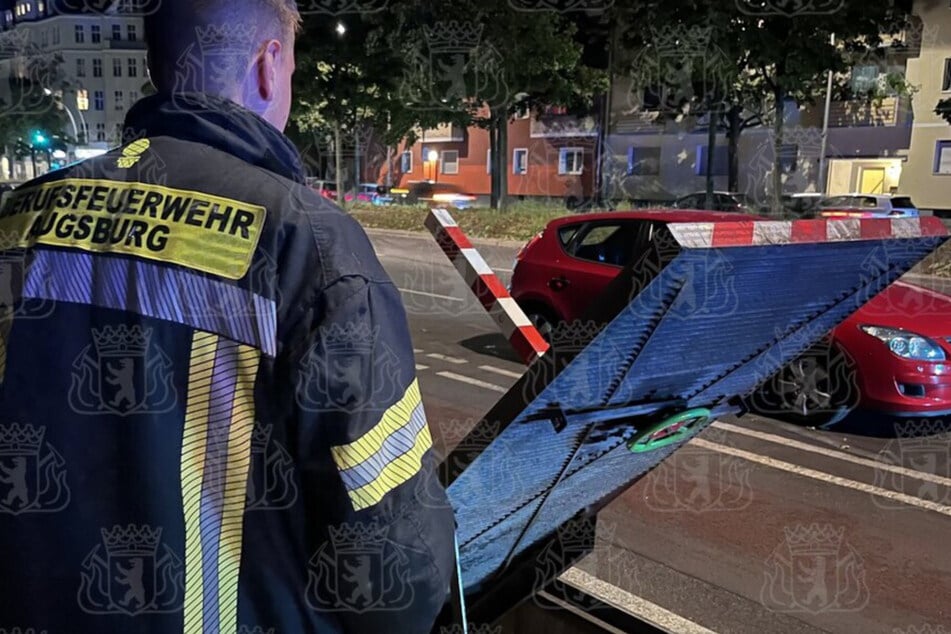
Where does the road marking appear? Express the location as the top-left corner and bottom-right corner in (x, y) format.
(694, 438), (951, 518)
(398, 288), (465, 303)
(713, 421), (951, 489)
(553, 567), (718, 634)
(413, 348), (423, 354)
(415, 364), (429, 371)
(427, 353), (469, 365)
(436, 371), (508, 393)
(479, 365), (523, 379)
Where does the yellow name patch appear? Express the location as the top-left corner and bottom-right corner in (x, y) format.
(0, 178), (266, 280)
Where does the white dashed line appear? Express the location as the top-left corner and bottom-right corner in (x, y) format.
(426, 353), (469, 365)
(479, 365), (523, 380)
(436, 372), (508, 393)
(713, 421), (951, 489)
(415, 364), (429, 371)
(550, 567), (719, 634)
(695, 438), (951, 518)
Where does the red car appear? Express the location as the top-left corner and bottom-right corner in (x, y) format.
(509, 211), (951, 423)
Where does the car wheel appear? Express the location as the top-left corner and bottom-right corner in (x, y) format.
(749, 345), (859, 426)
(525, 306), (558, 343)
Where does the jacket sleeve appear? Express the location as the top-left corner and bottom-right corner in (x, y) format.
(293, 271), (457, 634)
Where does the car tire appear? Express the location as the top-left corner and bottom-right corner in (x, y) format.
(524, 305), (559, 344)
(748, 343), (860, 426)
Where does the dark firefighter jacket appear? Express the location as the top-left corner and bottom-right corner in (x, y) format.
(0, 92), (456, 634)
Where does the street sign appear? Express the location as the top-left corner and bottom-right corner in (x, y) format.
(431, 213), (949, 626)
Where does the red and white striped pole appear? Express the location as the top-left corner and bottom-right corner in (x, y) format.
(425, 208), (549, 365)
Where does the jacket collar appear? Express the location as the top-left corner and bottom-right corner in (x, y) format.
(123, 92), (306, 183)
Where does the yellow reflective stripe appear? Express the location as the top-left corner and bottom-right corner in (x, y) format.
(330, 379), (422, 472)
(347, 422), (433, 511)
(217, 345), (260, 634)
(181, 332), (218, 634)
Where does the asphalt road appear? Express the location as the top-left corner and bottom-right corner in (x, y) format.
(367, 227), (951, 634)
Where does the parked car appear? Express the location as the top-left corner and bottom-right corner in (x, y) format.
(817, 193), (919, 218)
(672, 191), (760, 215)
(509, 210), (951, 423)
(390, 181), (478, 209)
(781, 193), (824, 218)
(306, 178), (338, 201)
(344, 183), (387, 203)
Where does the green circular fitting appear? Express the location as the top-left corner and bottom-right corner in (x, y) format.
(627, 408), (711, 454)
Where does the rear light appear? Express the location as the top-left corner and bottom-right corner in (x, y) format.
(517, 231), (544, 261)
(821, 210), (866, 218)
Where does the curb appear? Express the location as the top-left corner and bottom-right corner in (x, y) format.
(362, 225), (526, 249)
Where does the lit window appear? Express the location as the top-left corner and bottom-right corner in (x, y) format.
(76, 89), (89, 111)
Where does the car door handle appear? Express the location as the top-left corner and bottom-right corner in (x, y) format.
(548, 276), (570, 291)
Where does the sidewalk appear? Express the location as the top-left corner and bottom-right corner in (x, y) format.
(363, 226), (526, 249)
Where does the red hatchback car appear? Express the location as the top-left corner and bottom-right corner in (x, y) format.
(509, 211), (951, 423)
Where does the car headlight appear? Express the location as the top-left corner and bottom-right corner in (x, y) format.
(861, 326), (947, 361)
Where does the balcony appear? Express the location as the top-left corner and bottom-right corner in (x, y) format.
(828, 96), (908, 127)
(530, 114), (599, 139)
(419, 122), (464, 143)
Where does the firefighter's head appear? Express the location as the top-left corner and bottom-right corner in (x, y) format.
(144, 0), (301, 132)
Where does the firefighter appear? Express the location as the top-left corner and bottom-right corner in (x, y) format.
(0, 1), (456, 632)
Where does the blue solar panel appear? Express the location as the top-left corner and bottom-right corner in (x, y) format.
(447, 228), (947, 597)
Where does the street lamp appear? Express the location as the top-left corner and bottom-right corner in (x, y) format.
(428, 149), (439, 183)
(335, 21), (346, 36)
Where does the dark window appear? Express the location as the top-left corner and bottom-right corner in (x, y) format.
(891, 197), (916, 209)
(944, 59), (951, 92)
(90, 24), (100, 43)
(568, 222), (645, 267)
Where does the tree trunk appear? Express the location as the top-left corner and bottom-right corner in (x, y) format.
(771, 86), (786, 216)
(705, 101), (717, 209)
(727, 106), (741, 193)
(496, 107), (509, 211)
(489, 120), (499, 209)
(335, 121), (345, 211)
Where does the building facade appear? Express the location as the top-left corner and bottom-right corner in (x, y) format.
(379, 107), (599, 206)
(901, 1), (951, 215)
(0, 0), (148, 179)
(604, 31), (920, 208)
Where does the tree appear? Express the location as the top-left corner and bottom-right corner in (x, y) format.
(608, 0), (915, 211)
(291, 6), (463, 208)
(405, 0), (604, 209)
(0, 50), (71, 179)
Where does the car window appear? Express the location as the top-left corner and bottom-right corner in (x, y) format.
(558, 224), (583, 249)
(891, 196), (916, 208)
(570, 222), (640, 266)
